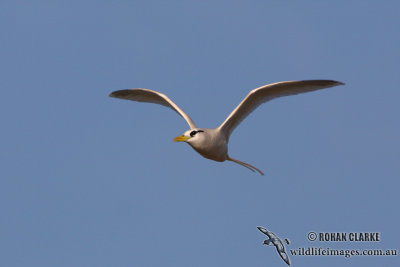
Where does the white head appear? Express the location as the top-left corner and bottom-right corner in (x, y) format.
(173, 129), (207, 148)
(173, 128), (228, 162)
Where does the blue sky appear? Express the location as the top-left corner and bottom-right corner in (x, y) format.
(1, 1), (399, 266)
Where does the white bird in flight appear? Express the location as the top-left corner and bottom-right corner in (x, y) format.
(110, 80), (344, 175)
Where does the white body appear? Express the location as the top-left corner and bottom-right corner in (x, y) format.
(110, 80), (344, 175)
(184, 128), (227, 162)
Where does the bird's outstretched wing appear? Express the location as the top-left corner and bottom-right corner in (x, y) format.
(257, 226), (274, 239)
(110, 89), (196, 129)
(218, 80), (344, 137)
(278, 250), (291, 266)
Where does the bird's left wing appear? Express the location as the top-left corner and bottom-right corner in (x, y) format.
(110, 89), (197, 129)
(257, 226), (273, 239)
(218, 80), (344, 138)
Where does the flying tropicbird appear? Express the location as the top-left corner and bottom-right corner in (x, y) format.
(110, 80), (344, 175)
(257, 226), (291, 266)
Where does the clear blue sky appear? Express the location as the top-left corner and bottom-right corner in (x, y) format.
(1, 1), (399, 266)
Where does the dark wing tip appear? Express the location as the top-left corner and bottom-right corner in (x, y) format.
(332, 80), (345, 86)
(325, 80), (345, 86)
(109, 89), (150, 99)
(257, 226), (267, 234)
(109, 89), (132, 98)
(304, 79), (345, 86)
(302, 79), (345, 89)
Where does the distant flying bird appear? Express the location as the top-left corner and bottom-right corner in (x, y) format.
(110, 80), (344, 175)
(257, 226), (291, 266)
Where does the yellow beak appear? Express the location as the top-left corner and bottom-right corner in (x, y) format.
(173, 135), (190, 142)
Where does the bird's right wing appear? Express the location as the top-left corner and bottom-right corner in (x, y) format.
(110, 89), (197, 129)
(218, 80), (344, 138)
(278, 250), (291, 266)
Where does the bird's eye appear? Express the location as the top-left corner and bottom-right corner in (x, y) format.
(190, 130), (197, 137)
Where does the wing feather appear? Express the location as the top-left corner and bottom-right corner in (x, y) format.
(109, 89), (196, 129)
(218, 80), (344, 137)
(257, 226), (274, 238)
